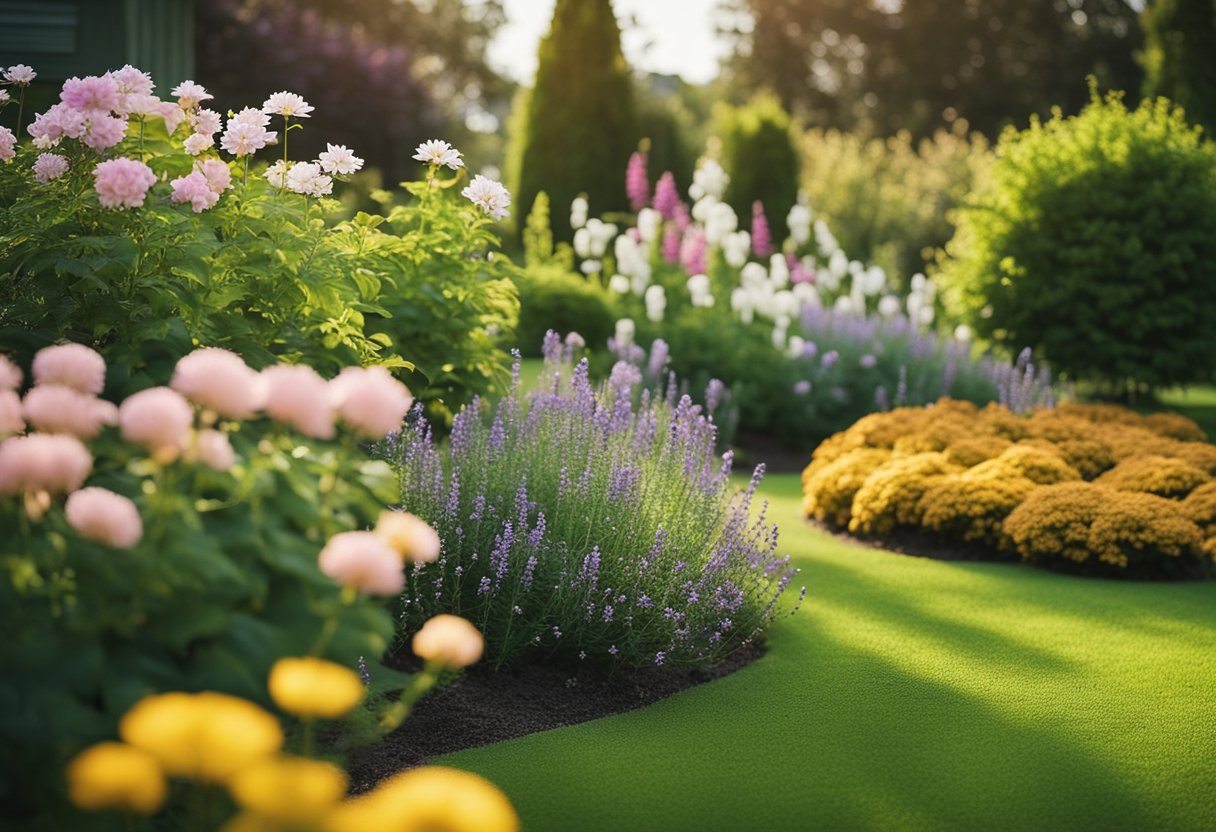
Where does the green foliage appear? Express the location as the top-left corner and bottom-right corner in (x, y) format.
(509, 0), (637, 241)
(716, 93), (799, 240)
(1141, 0), (1216, 136)
(514, 265), (614, 358)
(937, 88), (1216, 393)
(800, 124), (991, 287)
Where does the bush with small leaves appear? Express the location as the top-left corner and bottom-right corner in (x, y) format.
(1094, 455), (1211, 499)
(849, 453), (961, 536)
(802, 448), (893, 528)
(918, 475), (1037, 550)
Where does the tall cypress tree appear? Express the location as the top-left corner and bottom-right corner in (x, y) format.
(509, 0), (637, 240)
(1142, 0), (1216, 136)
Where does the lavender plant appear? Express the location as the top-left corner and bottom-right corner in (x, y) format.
(387, 333), (803, 669)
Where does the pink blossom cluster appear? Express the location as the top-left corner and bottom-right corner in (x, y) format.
(93, 157), (157, 209)
(170, 159), (234, 213)
(0, 126), (14, 163)
(32, 153), (69, 182)
(219, 107), (276, 158)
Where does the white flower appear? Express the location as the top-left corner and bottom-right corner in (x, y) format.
(771, 323), (788, 351)
(608, 274), (631, 294)
(262, 91), (313, 118)
(787, 335), (806, 358)
(573, 228), (592, 258)
(954, 324), (973, 342)
(614, 318), (635, 347)
(461, 174), (510, 220)
(285, 161), (332, 197)
(124, 93), (163, 117)
(413, 139), (463, 169)
(769, 253), (791, 288)
(703, 201), (738, 247)
(264, 160), (290, 189)
(687, 274), (714, 308)
(828, 249), (849, 281)
(570, 196), (588, 229)
(579, 259), (603, 275)
(0, 90), (8, 103)
(183, 132), (213, 155)
(814, 219), (839, 254)
(4, 64), (36, 85)
(740, 262), (768, 289)
(220, 120), (275, 157)
(171, 80), (212, 109)
(877, 295), (901, 317)
(787, 203), (812, 246)
(318, 143), (363, 175)
(644, 285), (667, 323)
(637, 208), (661, 243)
(192, 108), (222, 137)
(584, 219), (616, 256)
(229, 107), (271, 128)
(722, 230), (751, 268)
(834, 295), (854, 314)
(689, 158), (728, 201)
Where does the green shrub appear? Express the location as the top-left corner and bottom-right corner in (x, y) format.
(515, 264), (615, 357)
(717, 93), (799, 240)
(937, 86), (1216, 393)
(1142, 0), (1216, 136)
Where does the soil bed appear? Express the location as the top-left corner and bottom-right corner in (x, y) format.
(345, 642), (765, 792)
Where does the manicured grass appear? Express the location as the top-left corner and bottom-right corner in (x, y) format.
(1158, 386), (1216, 440)
(439, 473), (1216, 832)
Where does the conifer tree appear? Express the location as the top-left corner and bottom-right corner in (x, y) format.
(1142, 0), (1216, 136)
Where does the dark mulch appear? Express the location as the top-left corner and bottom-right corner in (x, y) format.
(344, 642), (765, 792)
(732, 433), (814, 474)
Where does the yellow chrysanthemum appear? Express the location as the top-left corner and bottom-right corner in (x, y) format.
(66, 741), (167, 815)
(327, 766), (519, 832)
(119, 691), (283, 782)
(228, 755), (348, 823)
(268, 657), (365, 719)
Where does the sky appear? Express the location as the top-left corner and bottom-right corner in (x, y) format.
(489, 0), (735, 86)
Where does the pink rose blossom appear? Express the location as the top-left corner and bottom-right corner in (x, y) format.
(107, 65), (154, 98)
(22, 385), (117, 439)
(65, 487), (143, 548)
(93, 157), (156, 209)
(170, 348), (262, 419)
(0, 391), (24, 437)
(82, 114), (128, 152)
(0, 127), (15, 162)
(33, 153), (69, 182)
(157, 102), (186, 134)
(60, 75), (121, 113)
(118, 387), (193, 454)
(196, 429), (235, 472)
(169, 171), (218, 213)
(32, 343), (106, 395)
(0, 355), (20, 391)
(317, 531), (404, 595)
(329, 366), (413, 439)
(0, 433), (93, 495)
(260, 365), (336, 439)
(198, 159), (231, 194)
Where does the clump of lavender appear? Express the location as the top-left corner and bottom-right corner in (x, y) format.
(387, 334), (801, 669)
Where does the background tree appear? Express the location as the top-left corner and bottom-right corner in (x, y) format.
(716, 93), (800, 240)
(720, 0), (1144, 138)
(507, 0), (637, 240)
(1141, 0), (1216, 135)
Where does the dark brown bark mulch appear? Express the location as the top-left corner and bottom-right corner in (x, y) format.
(344, 642), (765, 792)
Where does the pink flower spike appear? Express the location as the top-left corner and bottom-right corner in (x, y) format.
(170, 348), (262, 419)
(118, 387), (194, 455)
(318, 531), (404, 595)
(260, 365), (336, 439)
(22, 385), (117, 439)
(66, 487), (142, 548)
(626, 150), (649, 212)
(32, 343), (106, 395)
(0, 433), (93, 495)
(329, 366), (413, 439)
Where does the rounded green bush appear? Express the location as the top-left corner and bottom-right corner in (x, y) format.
(514, 265), (615, 357)
(938, 86), (1216, 393)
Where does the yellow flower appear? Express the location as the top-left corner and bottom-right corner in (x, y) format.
(411, 614), (484, 669)
(268, 656), (365, 719)
(228, 755), (348, 824)
(326, 766), (519, 832)
(119, 691), (283, 782)
(66, 742), (167, 815)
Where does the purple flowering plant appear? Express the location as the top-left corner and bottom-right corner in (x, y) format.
(386, 333), (802, 669)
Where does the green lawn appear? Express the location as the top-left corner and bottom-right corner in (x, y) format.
(439, 473), (1216, 832)
(1158, 386), (1216, 440)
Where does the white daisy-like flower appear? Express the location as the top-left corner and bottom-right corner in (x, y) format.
(413, 139), (463, 170)
(171, 80), (212, 109)
(4, 64), (36, 86)
(285, 161), (332, 197)
(192, 108), (222, 137)
(318, 143), (364, 175)
(0, 90), (9, 103)
(264, 159), (290, 189)
(183, 132), (213, 156)
(220, 121), (275, 157)
(262, 91), (313, 119)
(229, 107), (271, 128)
(461, 174), (511, 221)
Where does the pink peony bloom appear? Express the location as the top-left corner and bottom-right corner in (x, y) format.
(0, 127), (14, 162)
(107, 65), (154, 98)
(219, 120), (274, 157)
(169, 171), (218, 213)
(118, 387), (194, 454)
(171, 81), (212, 110)
(229, 107), (270, 128)
(81, 114), (128, 152)
(122, 93), (163, 118)
(317, 531), (403, 595)
(65, 487), (143, 548)
(0, 391), (24, 437)
(22, 385), (117, 439)
(32, 343), (106, 395)
(192, 108), (222, 138)
(374, 511), (441, 564)
(170, 348), (262, 419)
(0, 354), (21, 390)
(260, 365), (335, 439)
(182, 133), (212, 156)
(626, 150), (649, 212)
(198, 159), (231, 194)
(93, 157), (156, 209)
(60, 75), (121, 114)
(157, 101), (186, 134)
(27, 103), (86, 146)
(196, 429), (235, 472)
(0, 433), (93, 495)
(329, 366), (413, 439)
(33, 153), (69, 183)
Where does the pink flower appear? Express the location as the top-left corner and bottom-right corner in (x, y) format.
(198, 159), (231, 194)
(751, 201), (773, 259)
(93, 158), (156, 209)
(196, 429), (235, 472)
(122, 93), (163, 119)
(22, 385), (117, 439)
(329, 366), (413, 439)
(0, 391), (24, 437)
(182, 133), (213, 156)
(262, 92), (313, 119)
(661, 225), (681, 264)
(107, 65), (154, 98)
(0, 127), (15, 163)
(285, 161), (332, 197)
(169, 171), (218, 213)
(626, 150), (649, 212)
(32, 343), (106, 395)
(170, 348), (262, 419)
(171, 81), (212, 110)
(192, 109), (222, 138)
(33, 153), (69, 183)
(65, 487), (143, 548)
(60, 75), (121, 114)
(157, 101), (186, 134)
(260, 365), (335, 439)
(82, 114), (128, 152)
(27, 103), (86, 146)
(317, 531), (403, 595)
(374, 511), (441, 564)
(0, 433), (93, 495)
(4, 65), (36, 86)
(652, 171), (680, 219)
(219, 120), (274, 157)
(680, 229), (707, 275)
(0, 354), (21, 391)
(118, 387), (194, 454)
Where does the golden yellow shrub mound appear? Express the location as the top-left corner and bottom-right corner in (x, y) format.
(802, 398), (1216, 577)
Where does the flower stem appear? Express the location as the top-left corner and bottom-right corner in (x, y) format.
(16, 87), (25, 138)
